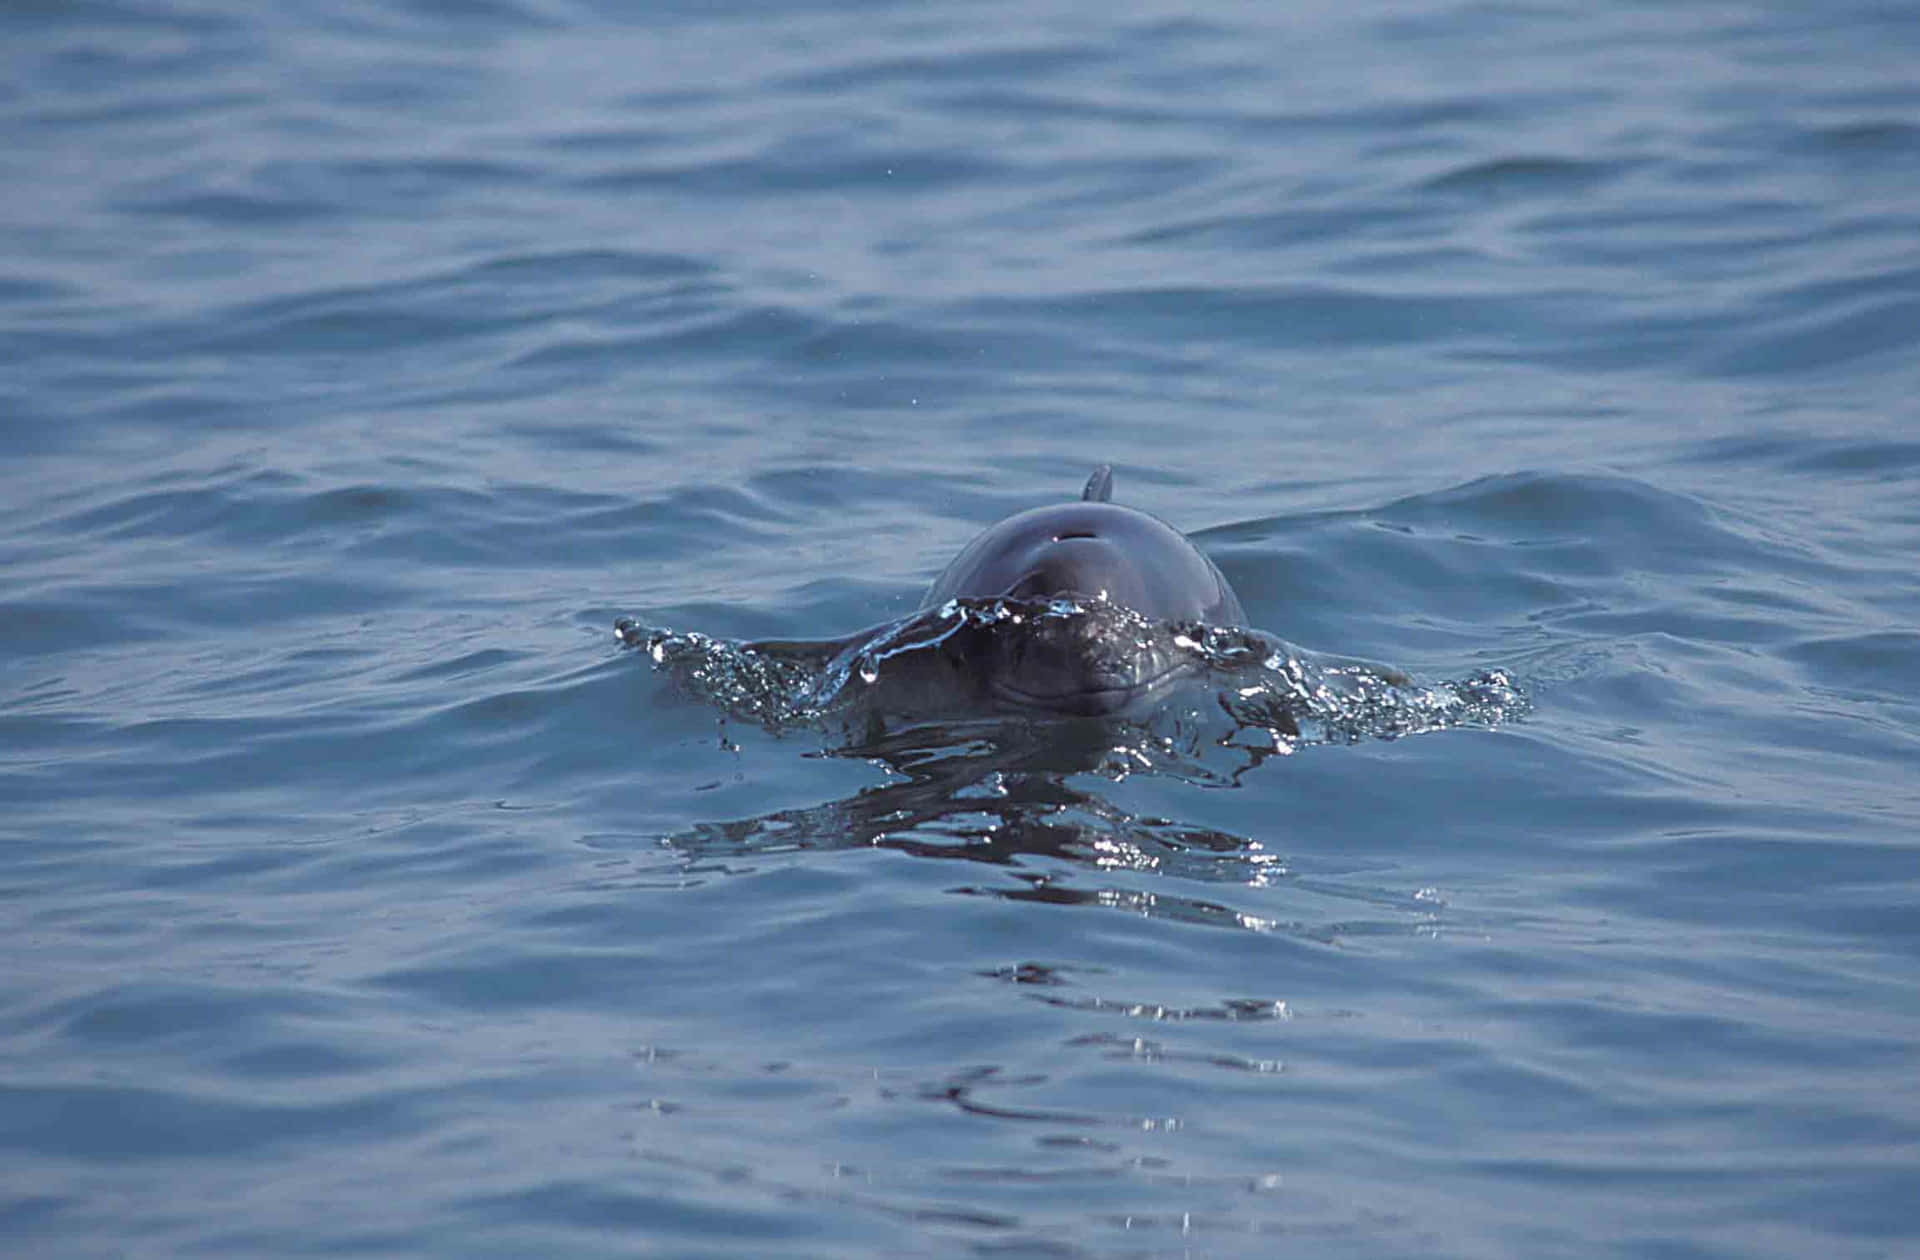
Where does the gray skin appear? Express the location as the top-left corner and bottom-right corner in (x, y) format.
(918, 466), (1247, 715)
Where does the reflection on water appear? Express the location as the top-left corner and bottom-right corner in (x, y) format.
(629, 635), (1506, 941)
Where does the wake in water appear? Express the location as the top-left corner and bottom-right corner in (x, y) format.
(615, 596), (1526, 785)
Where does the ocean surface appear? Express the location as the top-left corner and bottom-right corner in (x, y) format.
(4, 1), (1918, 1256)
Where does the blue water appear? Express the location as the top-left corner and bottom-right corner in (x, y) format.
(4, 1), (1919, 1256)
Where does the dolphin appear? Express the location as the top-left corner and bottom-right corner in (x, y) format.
(623, 466), (1417, 729)
(625, 467), (1463, 743)
(908, 465), (1247, 715)
(624, 467), (1252, 718)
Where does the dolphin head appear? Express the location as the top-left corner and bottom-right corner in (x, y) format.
(976, 598), (1191, 716)
(919, 469), (1246, 715)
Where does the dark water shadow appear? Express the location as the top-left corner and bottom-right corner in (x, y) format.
(656, 709), (1457, 943)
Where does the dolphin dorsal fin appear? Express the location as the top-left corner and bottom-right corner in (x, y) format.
(1082, 464), (1114, 503)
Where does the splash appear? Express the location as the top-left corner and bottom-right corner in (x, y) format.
(614, 599), (1527, 770)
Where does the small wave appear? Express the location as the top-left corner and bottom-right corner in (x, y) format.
(1419, 154), (1625, 200)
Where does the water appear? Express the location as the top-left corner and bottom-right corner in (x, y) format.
(4, 1), (1918, 1256)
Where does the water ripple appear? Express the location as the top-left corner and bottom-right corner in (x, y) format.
(5, 1), (1919, 1256)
